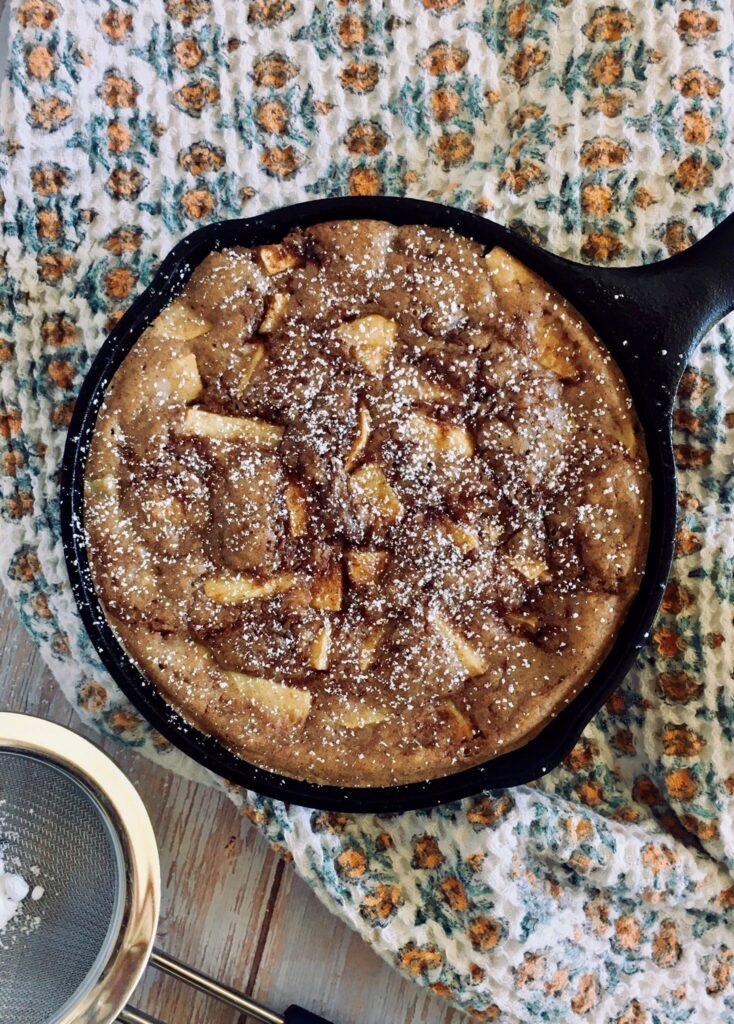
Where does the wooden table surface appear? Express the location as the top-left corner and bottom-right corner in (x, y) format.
(0, 588), (462, 1024)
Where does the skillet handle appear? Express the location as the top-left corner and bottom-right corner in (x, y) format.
(649, 211), (734, 355)
(605, 211), (734, 365)
(539, 212), (734, 410)
(283, 1007), (337, 1024)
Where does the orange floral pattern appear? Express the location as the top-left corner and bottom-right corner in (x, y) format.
(1, 1), (734, 1022)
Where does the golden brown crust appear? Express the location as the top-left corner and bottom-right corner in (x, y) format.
(85, 221), (650, 787)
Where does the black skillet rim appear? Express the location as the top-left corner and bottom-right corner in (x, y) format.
(60, 196), (675, 812)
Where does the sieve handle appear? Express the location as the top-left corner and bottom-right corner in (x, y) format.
(117, 1000), (335, 1024)
(151, 947), (297, 1023)
(121, 949), (337, 1024)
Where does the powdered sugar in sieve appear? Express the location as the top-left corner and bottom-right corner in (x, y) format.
(0, 750), (126, 1024)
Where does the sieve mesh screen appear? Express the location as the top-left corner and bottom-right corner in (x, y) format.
(0, 751), (125, 1024)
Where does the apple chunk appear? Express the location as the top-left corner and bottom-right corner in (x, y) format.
(203, 572), (294, 604)
(255, 244), (302, 276)
(359, 625), (386, 671)
(237, 343), (266, 394)
(226, 670), (311, 725)
(331, 701), (388, 728)
(151, 299), (211, 340)
(350, 463), (404, 528)
(344, 403), (372, 472)
(309, 620), (332, 671)
(407, 412), (474, 458)
(179, 407), (283, 448)
(258, 292), (290, 333)
(485, 247), (579, 381)
(432, 614), (487, 677)
(311, 564), (343, 611)
(484, 246), (535, 296)
(535, 320), (578, 381)
(440, 700), (475, 742)
(437, 516), (479, 555)
(86, 475), (118, 498)
(167, 353), (203, 403)
(510, 555), (550, 583)
(285, 482), (309, 538)
(337, 315), (397, 376)
(346, 548), (388, 587)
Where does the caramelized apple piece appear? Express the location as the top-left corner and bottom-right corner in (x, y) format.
(440, 700), (475, 742)
(337, 315), (397, 376)
(180, 407), (283, 448)
(511, 555), (551, 583)
(415, 376), (462, 404)
(346, 548), (388, 587)
(237, 343), (266, 393)
(285, 482), (309, 538)
(358, 625), (386, 671)
(255, 244), (301, 276)
(407, 412), (474, 458)
(344, 403), (372, 472)
(535, 320), (578, 381)
(311, 564), (343, 611)
(151, 299), (211, 340)
(486, 248), (579, 381)
(332, 701), (388, 728)
(432, 615), (487, 677)
(309, 620), (332, 671)
(484, 246), (534, 295)
(350, 463), (404, 527)
(258, 292), (290, 333)
(226, 670), (311, 725)
(168, 353), (203, 403)
(483, 521), (505, 546)
(437, 516), (479, 555)
(281, 580), (313, 613)
(203, 572), (294, 604)
(505, 609), (541, 634)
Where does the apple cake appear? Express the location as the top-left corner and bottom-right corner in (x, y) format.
(85, 220), (651, 787)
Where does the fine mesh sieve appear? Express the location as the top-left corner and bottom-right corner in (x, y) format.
(0, 713), (160, 1024)
(0, 714), (332, 1024)
(0, 752), (125, 1024)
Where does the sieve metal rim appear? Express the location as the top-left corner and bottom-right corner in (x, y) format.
(0, 713), (161, 1024)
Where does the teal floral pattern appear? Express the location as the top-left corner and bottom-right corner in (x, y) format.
(1, 1), (734, 1020)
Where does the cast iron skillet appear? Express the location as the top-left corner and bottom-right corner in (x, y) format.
(61, 196), (734, 812)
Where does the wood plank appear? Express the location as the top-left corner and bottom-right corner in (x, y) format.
(248, 867), (464, 1024)
(0, 589), (459, 1022)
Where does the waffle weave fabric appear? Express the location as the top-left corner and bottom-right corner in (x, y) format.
(1, 1), (734, 1020)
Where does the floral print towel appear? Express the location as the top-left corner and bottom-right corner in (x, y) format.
(1, 1), (734, 1020)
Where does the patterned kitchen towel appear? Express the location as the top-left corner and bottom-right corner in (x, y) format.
(1, 1), (734, 1020)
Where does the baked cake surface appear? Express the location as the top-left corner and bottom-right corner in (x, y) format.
(85, 220), (651, 787)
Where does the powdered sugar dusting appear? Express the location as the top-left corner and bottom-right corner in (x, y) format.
(0, 852), (28, 933)
(84, 220), (651, 786)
